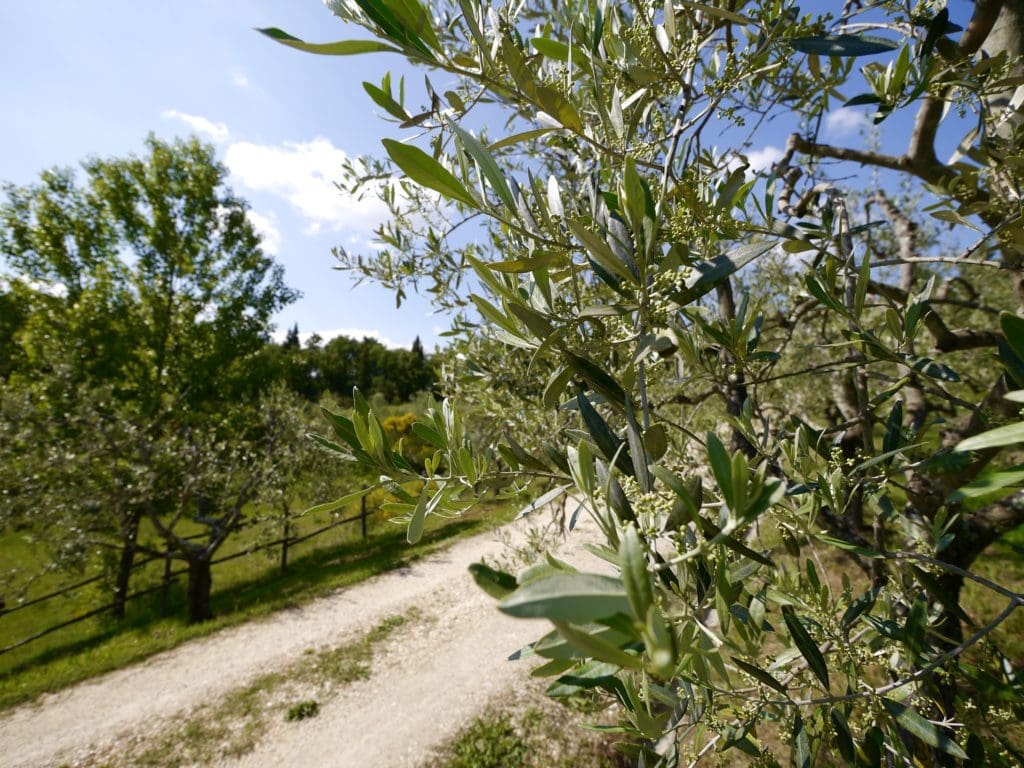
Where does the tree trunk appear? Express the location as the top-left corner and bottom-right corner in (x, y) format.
(112, 509), (140, 620)
(186, 556), (213, 624)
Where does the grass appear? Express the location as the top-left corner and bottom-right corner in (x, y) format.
(425, 694), (630, 768)
(109, 611), (420, 767)
(0, 499), (516, 711)
(441, 712), (532, 768)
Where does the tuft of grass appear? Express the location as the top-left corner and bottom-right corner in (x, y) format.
(123, 610), (418, 767)
(0, 500), (515, 711)
(285, 700), (319, 722)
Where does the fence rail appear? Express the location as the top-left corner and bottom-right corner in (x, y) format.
(0, 528), (232, 620)
(0, 495), (373, 656)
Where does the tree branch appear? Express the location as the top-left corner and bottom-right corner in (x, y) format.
(907, 377), (1020, 540)
(908, 0), (1004, 169)
(868, 191), (917, 287)
(868, 280), (1000, 352)
(790, 134), (930, 180)
(951, 490), (1024, 570)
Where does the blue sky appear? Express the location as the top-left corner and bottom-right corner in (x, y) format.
(0, 1), (980, 349)
(0, 0), (438, 350)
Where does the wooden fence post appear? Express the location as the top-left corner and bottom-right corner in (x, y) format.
(281, 514), (290, 574)
(360, 494), (368, 541)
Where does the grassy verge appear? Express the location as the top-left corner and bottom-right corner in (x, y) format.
(101, 610), (421, 767)
(0, 501), (514, 711)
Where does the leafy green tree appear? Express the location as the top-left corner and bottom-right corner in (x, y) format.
(402, 335), (436, 399)
(317, 334), (436, 402)
(0, 284), (29, 380)
(254, 386), (344, 575)
(251, 337), (325, 402)
(0, 135), (297, 618)
(283, 323), (302, 350)
(269, 1), (1024, 765)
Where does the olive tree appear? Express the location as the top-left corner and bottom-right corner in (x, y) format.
(138, 388), (319, 624)
(268, 1), (1024, 764)
(0, 136), (297, 617)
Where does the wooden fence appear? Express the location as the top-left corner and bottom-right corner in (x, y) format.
(0, 495), (373, 656)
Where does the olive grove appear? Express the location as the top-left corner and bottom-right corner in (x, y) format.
(267, 1), (1024, 765)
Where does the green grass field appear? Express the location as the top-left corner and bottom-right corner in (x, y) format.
(0, 493), (517, 711)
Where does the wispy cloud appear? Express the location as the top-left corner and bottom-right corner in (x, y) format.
(824, 108), (869, 137)
(161, 109), (229, 143)
(247, 210), (281, 255)
(746, 145), (785, 173)
(232, 70), (250, 89)
(271, 326), (406, 349)
(155, 116), (393, 242)
(726, 145), (785, 178)
(224, 137), (389, 235)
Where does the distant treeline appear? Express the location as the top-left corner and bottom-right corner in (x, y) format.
(256, 326), (436, 403)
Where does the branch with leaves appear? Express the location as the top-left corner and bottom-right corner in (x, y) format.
(268, 1), (1024, 765)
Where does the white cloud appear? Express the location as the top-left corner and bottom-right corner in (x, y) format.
(271, 327), (405, 349)
(161, 110), (229, 143)
(746, 145), (785, 173)
(0, 276), (67, 298)
(824, 108), (869, 137)
(232, 70), (250, 89)
(247, 210), (281, 255)
(224, 137), (390, 234)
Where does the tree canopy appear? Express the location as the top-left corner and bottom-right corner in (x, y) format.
(269, 1), (1024, 765)
(1, 135), (296, 410)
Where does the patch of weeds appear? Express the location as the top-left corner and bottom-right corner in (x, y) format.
(123, 610), (417, 767)
(285, 699), (319, 721)
(308, 609), (417, 685)
(428, 698), (629, 768)
(445, 713), (532, 768)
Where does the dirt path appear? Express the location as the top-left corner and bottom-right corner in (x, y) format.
(0, 510), (603, 767)
(231, 563), (547, 768)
